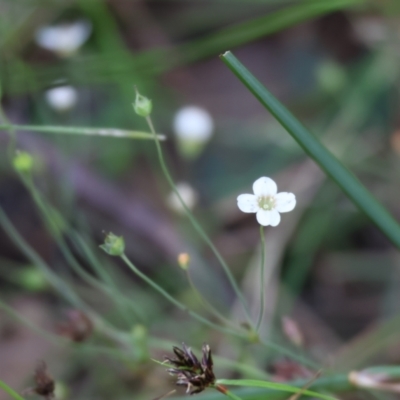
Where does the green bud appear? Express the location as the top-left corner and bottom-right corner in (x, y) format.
(13, 151), (34, 173)
(133, 90), (152, 117)
(18, 267), (47, 292)
(99, 232), (125, 256)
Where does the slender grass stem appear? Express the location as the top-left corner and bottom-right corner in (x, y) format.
(21, 175), (136, 327)
(255, 226), (265, 332)
(0, 380), (25, 400)
(120, 253), (243, 338)
(0, 97), (16, 160)
(0, 206), (127, 345)
(258, 337), (318, 369)
(0, 124), (165, 141)
(185, 269), (240, 330)
(144, 115), (253, 327)
(220, 51), (400, 249)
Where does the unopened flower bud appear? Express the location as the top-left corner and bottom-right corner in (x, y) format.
(133, 90), (152, 117)
(177, 253), (190, 270)
(99, 232), (125, 256)
(13, 151), (34, 173)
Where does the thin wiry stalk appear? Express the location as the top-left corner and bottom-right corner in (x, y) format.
(145, 115), (254, 327)
(255, 226), (266, 332)
(120, 253), (244, 338)
(185, 269), (241, 331)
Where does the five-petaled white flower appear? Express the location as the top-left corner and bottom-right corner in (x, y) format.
(237, 177), (296, 227)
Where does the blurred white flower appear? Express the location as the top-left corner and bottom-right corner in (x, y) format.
(167, 182), (198, 214)
(35, 20), (92, 57)
(173, 106), (214, 159)
(45, 86), (77, 112)
(237, 177), (296, 227)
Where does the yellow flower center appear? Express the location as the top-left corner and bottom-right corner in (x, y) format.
(258, 195), (276, 211)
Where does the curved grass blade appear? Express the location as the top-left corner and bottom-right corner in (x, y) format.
(220, 51), (400, 249)
(216, 379), (337, 400)
(0, 380), (25, 400)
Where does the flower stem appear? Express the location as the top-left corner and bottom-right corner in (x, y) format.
(0, 91), (16, 160)
(145, 115), (253, 327)
(185, 269), (240, 330)
(255, 226), (266, 332)
(120, 253), (244, 337)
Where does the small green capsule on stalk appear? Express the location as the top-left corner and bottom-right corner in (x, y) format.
(133, 90), (152, 117)
(13, 151), (34, 173)
(100, 232), (125, 256)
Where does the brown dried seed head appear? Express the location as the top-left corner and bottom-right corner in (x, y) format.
(33, 361), (55, 399)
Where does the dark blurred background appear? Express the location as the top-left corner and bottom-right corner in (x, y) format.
(1, 1), (400, 399)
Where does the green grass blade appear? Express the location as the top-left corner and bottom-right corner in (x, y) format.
(220, 51), (400, 249)
(0, 380), (25, 400)
(2, 0), (366, 94)
(0, 124), (165, 141)
(217, 379), (337, 400)
(180, 0), (366, 64)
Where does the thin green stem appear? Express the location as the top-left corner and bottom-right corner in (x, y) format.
(21, 176), (136, 327)
(0, 206), (127, 345)
(0, 124), (165, 141)
(144, 115), (253, 327)
(185, 269), (240, 330)
(0, 380), (25, 400)
(0, 97), (16, 160)
(255, 226), (265, 332)
(258, 337), (318, 369)
(120, 253), (243, 338)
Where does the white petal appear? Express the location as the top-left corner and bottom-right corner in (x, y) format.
(269, 209), (281, 226)
(237, 194), (258, 213)
(45, 86), (77, 111)
(253, 177), (277, 196)
(256, 209), (271, 226)
(275, 192), (296, 213)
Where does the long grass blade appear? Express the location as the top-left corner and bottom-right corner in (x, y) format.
(220, 51), (400, 249)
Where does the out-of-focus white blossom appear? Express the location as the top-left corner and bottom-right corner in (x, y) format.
(167, 182), (198, 214)
(237, 177), (296, 227)
(35, 20), (92, 57)
(45, 86), (77, 112)
(173, 106), (214, 159)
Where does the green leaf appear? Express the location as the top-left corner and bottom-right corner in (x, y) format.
(217, 379), (337, 400)
(220, 51), (400, 249)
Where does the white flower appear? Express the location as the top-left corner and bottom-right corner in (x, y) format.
(35, 20), (92, 57)
(45, 86), (77, 112)
(173, 106), (214, 142)
(237, 177), (296, 227)
(167, 182), (198, 214)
